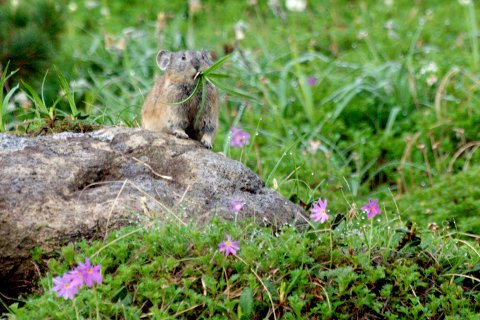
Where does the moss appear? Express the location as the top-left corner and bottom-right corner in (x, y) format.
(398, 166), (480, 234)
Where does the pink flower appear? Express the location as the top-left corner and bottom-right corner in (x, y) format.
(230, 127), (250, 148)
(76, 258), (102, 288)
(52, 274), (80, 300)
(219, 235), (240, 256)
(307, 76), (317, 86)
(310, 198), (329, 223)
(361, 199), (381, 219)
(67, 269), (85, 289)
(51, 257), (103, 299)
(230, 200), (244, 213)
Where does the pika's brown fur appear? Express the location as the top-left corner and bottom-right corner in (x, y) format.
(141, 50), (219, 148)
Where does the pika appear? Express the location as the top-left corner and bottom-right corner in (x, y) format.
(141, 50), (219, 149)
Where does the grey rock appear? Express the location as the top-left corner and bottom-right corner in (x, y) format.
(0, 127), (306, 294)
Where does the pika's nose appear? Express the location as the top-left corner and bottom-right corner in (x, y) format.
(192, 58), (200, 71)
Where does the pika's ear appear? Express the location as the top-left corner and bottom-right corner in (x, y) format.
(201, 49), (216, 62)
(156, 50), (171, 70)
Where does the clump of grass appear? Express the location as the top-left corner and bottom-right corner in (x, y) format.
(6, 67), (100, 135)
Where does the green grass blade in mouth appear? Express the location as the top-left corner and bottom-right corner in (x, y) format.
(201, 54), (232, 77)
(206, 77), (258, 102)
(194, 78), (207, 129)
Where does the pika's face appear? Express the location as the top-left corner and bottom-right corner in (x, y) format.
(156, 50), (213, 84)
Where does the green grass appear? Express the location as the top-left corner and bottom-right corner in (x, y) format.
(1, 0), (480, 317)
(3, 213), (479, 319)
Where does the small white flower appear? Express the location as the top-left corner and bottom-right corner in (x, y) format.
(100, 7), (110, 16)
(13, 91), (28, 103)
(384, 19), (395, 30)
(69, 79), (90, 91)
(13, 92), (32, 109)
(459, 0), (471, 6)
(85, 0), (98, 9)
(357, 30), (369, 40)
(68, 2), (78, 12)
(272, 178), (278, 190)
(268, 0), (285, 19)
(384, 0), (394, 6)
(285, 0), (306, 12)
(384, 20), (399, 39)
(426, 75), (438, 86)
(268, 0), (280, 7)
(306, 140), (321, 153)
(234, 20), (248, 41)
(420, 62), (438, 75)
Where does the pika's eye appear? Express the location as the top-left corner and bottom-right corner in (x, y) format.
(181, 55), (186, 61)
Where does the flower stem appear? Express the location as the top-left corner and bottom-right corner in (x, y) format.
(73, 298), (80, 320)
(368, 218), (373, 260)
(329, 226), (333, 268)
(95, 289), (100, 320)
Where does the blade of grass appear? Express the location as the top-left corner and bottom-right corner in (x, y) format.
(0, 62), (19, 132)
(22, 81), (49, 117)
(194, 78), (207, 129)
(202, 54), (232, 76)
(266, 131), (309, 186)
(207, 77), (258, 101)
(54, 65), (78, 118)
(384, 106), (401, 138)
(0, 84), (19, 132)
(40, 69), (50, 109)
(205, 73), (230, 79)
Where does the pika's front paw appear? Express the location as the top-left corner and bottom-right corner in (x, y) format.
(200, 135), (213, 149)
(173, 129), (189, 139)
